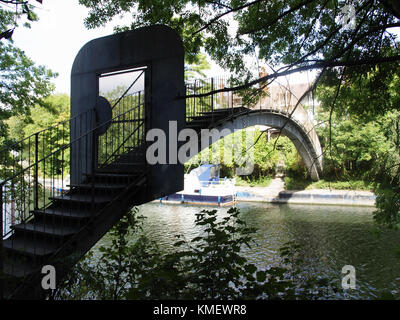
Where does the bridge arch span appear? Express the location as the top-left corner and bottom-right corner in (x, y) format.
(192, 111), (323, 181)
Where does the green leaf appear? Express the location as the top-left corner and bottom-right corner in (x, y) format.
(256, 271), (266, 283)
(244, 264), (257, 274)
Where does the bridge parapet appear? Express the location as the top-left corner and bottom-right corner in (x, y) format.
(185, 78), (323, 172)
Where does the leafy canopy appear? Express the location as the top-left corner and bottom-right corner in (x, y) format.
(0, 1), (56, 150)
(0, 1), (44, 40)
(79, 0), (400, 85)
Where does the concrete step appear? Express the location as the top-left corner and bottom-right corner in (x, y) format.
(11, 222), (80, 238)
(32, 207), (92, 219)
(49, 194), (113, 204)
(3, 235), (58, 257)
(68, 182), (127, 191)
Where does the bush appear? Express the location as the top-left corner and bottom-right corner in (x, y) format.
(53, 207), (341, 300)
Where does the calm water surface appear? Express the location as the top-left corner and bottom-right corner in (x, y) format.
(92, 201), (400, 299)
(129, 201), (400, 299)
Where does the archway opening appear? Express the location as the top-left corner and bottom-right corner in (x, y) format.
(184, 125), (309, 189)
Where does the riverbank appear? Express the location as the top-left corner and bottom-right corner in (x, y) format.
(136, 202), (398, 299)
(235, 177), (376, 207)
(157, 177), (376, 207)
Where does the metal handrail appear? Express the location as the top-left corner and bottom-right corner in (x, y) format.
(1, 94), (146, 245)
(0, 89), (145, 156)
(0, 108), (93, 155)
(0, 104), (143, 187)
(185, 77), (323, 166)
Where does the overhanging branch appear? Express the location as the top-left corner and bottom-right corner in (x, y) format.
(238, 0), (318, 35)
(192, 0), (268, 36)
(184, 55), (400, 98)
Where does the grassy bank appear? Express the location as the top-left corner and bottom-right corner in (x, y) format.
(284, 176), (375, 191)
(235, 175), (273, 187)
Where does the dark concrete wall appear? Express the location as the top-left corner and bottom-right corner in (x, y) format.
(70, 25), (185, 199)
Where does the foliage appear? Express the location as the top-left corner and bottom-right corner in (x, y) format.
(185, 53), (210, 81)
(316, 63), (400, 228)
(78, 0), (400, 89)
(0, 41), (56, 130)
(315, 111), (394, 180)
(284, 176), (311, 190)
(5, 94), (70, 176)
(235, 175), (272, 187)
(0, 5), (56, 167)
(185, 128), (302, 185)
(8, 94), (70, 138)
(54, 207), (340, 300)
(0, 3), (55, 112)
(54, 207), (150, 300)
(0, 3), (56, 198)
(309, 179), (375, 191)
(0, 1), (43, 41)
(373, 188), (400, 229)
(284, 176), (375, 191)
(317, 64), (400, 120)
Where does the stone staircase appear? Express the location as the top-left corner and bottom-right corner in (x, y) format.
(2, 160), (148, 299)
(186, 107), (248, 131)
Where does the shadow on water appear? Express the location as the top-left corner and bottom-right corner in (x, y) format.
(93, 201), (400, 299)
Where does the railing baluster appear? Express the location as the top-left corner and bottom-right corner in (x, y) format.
(211, 78), (214, 124)
(0, 183), (4, 300)
(34, 133), (39, 210)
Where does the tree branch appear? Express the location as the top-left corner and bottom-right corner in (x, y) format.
(192, 0), (268, 36)
(295, 0), (330, 57)
(238, 0), (318, 35)
(184, 55), (400, 98)
(271, 68), (326, 152)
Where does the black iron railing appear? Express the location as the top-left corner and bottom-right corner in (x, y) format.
(0, 90), (146, 297)
(185, 77), (243, 122)
(98, 90), (145, 167)
(0, 107), (96, 299)
(0, 109), (95, 237)
(185, 77), (323, 171)
(1, 96), (146, 237)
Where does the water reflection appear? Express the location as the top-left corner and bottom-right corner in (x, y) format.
(135, 202), (400, 299)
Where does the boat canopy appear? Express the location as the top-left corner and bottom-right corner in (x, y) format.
(189, 164), (220, 187)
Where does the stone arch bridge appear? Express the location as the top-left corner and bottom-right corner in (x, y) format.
(0, 25), (322, 299)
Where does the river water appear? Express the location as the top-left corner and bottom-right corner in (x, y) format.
(128, 201), (400, 299)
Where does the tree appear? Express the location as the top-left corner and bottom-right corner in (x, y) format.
(0, 1), (56, 155)
(0, 1), (43, 40)
(79, 1), (400, 88)
(3, 94), (70, 179)
(0, 39), (56, 170)
(316, 66), (400, 227)
(185, 53), (210, 81)
(78, 0), (400, 228)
